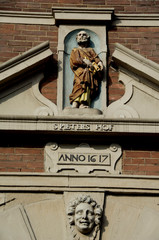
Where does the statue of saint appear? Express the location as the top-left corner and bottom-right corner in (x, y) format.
(69, 31), (103, 109)
(67, 195), (102, 240)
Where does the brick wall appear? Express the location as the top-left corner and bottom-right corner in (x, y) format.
(0, 0), (159, 14)
(0, 24), (58, 63)
(1, 24), (159, 104)
(0, 147), (44, 172)
(123, 150), (159, 176)
(1, 146), (159, 175)
(0, 23), (58, 103)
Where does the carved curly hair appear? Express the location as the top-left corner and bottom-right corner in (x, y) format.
(67, 195), (102, 226)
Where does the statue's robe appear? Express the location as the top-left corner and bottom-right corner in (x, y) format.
(69, 47), (102, 104)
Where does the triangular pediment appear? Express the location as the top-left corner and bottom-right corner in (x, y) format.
(107, 43), (159, 119)
(0, 42), (58, 116)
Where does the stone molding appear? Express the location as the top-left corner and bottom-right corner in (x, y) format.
(0, 42), (58, 116)
(107, 43), (159, 119)
(113, 14), (159, 26)
(1, 115), (159, 134)
(0, 10), (159, 26)
(0, 41), (52, 85)
(52, 7), (114, 25)
(112, 43), (159, 86)
(0, 10), (55, 25)
(0, 173), (159, 193)
(0, 72), (58, 116)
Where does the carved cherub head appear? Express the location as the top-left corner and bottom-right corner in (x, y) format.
(67, 195), (102, 235)
(76, 31), (90, 46)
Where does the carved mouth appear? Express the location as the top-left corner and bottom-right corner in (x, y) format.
(80, 221), (89, 225)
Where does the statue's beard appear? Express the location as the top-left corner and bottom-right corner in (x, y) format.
(77, 39), (88, 44)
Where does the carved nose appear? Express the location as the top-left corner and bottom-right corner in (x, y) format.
(82, 211), (87, 219)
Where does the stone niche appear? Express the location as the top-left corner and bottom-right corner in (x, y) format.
(57, 25), (107, 115)
(54, 7), (114, 115)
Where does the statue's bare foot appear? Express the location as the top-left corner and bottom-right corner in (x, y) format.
(72, 101), (79, 108)
(79, 103), (89, 109)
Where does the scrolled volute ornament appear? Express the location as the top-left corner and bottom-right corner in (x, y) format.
(66, 195), (102, 240)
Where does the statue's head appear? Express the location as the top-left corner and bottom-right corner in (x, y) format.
(76, 31), (90, 45)
(67, 195), (102, 235)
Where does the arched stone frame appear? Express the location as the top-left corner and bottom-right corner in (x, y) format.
(57, 25), (107, 115)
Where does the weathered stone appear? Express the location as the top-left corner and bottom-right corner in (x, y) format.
(44, 143), (122, 174)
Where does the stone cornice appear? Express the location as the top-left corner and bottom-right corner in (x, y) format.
(0, 41), (53, 88)
(113, 14), (159, 26)
(112, 43), (159, 86)
(1, 10), (159, 26)
(0, 115), (159, 134)
(52, 7), (114, 25)
(0, 172), (159, 193)
(0, 10), (55, 25)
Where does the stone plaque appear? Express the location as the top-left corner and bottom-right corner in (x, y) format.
(44, 143), (122, 174)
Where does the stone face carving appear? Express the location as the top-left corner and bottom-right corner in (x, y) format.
(44, 143), (122, 174)
(67, 195), (102, 240)
(69, 30), (103, 109)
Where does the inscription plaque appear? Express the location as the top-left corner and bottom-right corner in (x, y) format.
(45, 143), (122, 174)
(58, 153), (111, 165)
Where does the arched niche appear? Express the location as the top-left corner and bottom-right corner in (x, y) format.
(57, 25), (107, 115)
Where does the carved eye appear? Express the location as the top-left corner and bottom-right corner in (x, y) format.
(87, 210), (94, 216)
(76, 210), (83, 215)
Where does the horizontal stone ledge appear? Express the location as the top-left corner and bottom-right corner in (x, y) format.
(0, 10), (55, 25)
(52, 7), (114, 24)
(0, 173), (159, 193)
(1, 10), (159, 26)
(0, 115), (159, 134)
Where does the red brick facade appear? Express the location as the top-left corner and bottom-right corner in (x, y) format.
(0, 1), (159, 175)
(0, 147), (44, 172)
(123, 150), (159, 175)
(0, 0), (159, 13)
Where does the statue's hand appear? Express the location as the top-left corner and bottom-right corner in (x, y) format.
(83, 58), (92, 67)
(98, 61), (103, 71)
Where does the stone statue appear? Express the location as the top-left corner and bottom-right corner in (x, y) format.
(69, 31), (103, 109)
(67, 195), (102, 240)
